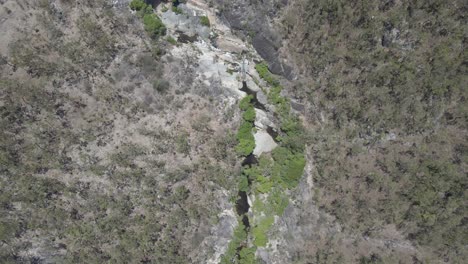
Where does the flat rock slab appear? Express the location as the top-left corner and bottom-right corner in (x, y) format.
(253, 130), (277, 156)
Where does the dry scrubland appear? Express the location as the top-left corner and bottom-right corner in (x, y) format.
(0, 0), (241, 262)
(282, 1), (467, 262)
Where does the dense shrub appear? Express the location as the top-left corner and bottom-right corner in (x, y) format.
(239, 95), (254, 111)
(236, 121), (255, 156)
(268, 147), (305, 188)
(143, 14), (166, 38)
(223, 61), (306, 258)
(255, 62), (279, 87)
(236, 96), (256, 156)
(129, 0), (166, 39)
(129, 0), (147, 11)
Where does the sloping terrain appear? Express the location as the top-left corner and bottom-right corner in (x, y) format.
(0, 0), (245, 262)
(211, 0), (467, 262)
(0, 0), (466, 263)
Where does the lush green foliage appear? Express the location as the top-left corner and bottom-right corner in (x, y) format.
(129, 0), (147, 11)
(220, 222), (248, 264)
(238, 174), (249, 192)
(130, 0), (153, 17)
(236, 96), (256, 156)
(238, 247), (257, 264)
(224, 62), (306, 257)
(223, 61), (307, 263)
(242, 106), (256, 122)
(252, 215), (274, 247)
(255, 62), (279, 87)
(236, 121), (255, 156)
(239, 95), (254, 111)
(129, 0), (166, 39)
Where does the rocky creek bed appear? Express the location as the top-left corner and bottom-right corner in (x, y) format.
(158, 1), (303, 263)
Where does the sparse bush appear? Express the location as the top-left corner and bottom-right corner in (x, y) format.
(172, 6), (183, 14)
(239, 95), (254, 111)
(242, 106), (256, 122)
(129, 0), (166, 39)
(153, 79), (170, 93)
(166, 36), (177, 45)
(176, 132), (190, 155)
(200, 16), (210, 27)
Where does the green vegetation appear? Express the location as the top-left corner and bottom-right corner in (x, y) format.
(236, 121), (255, 156)
(255, 62), (279, 87)
(221, 62), (306, 262)
(129, 0), (146, 11)
(129, 0), (166, 39)
(220, 222), (248, 264)
(235, 62), (306, 252)
(242, 106), (256, 122)
(236, 96), (256, 156)
(252, 215), (274, 247)
(238, 174), (249, 192)
(130, 0), (153, 17)
(200, 16), (210, 27)
(172, 0), (186, 6)
(239, 95), (254, 111)
(143, 14), (167, 38)
(172, 6), (183, 15)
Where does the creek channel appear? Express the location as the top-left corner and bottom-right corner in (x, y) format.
(234, 80), (278, 239)
(239, 81), (279, 142)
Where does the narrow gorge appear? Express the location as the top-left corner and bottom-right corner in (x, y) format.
(158, 2), (307, 263)
(0, 0), (465, 263)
